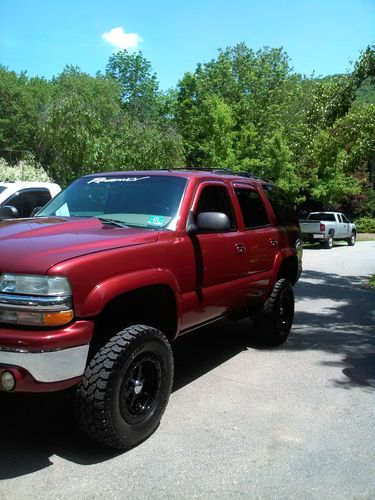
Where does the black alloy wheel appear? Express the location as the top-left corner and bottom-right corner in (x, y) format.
(75, 325), (173, 450)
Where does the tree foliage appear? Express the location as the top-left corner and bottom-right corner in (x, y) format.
(0, 44), (374, 214)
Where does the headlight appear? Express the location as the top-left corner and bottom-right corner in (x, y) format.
(0, 274), (71, 296)
(0, 274), (73, 327)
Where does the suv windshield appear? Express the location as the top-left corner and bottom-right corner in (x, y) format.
(37, 174), (187, 229)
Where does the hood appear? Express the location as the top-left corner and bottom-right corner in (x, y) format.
(0, 217), (159, 274)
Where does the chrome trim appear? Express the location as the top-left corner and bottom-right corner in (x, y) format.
(0, 293), (71, 311)
(0, 344), (90, 382)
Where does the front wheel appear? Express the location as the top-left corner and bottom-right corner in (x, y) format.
(74, 325), (173, 449)
(253, 279), (294, 347)
(348, 231), (356, 246)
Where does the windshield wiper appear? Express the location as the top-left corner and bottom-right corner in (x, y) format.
(96, 217), (128, 228)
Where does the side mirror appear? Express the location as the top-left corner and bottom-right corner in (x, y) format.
(188, 211), (231, 234)
(0, 205), (19, 221)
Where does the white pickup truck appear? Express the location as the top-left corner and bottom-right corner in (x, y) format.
(299, 211), (357, 249)
(0, 181), (61, 220)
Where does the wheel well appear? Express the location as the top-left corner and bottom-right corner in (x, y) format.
(89, 285), (178, 357)
(278, 257), (299, 285)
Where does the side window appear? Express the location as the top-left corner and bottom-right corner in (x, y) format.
(337, 214), (342, 223)
(6, 190), (51, 217)
(235, 188), (270, 229)
(195, 185), (236, 230)
(262, 184), (298, 226)
(341, 214), (349, 223)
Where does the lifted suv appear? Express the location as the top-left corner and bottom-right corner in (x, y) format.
(0, 169), (302, 449)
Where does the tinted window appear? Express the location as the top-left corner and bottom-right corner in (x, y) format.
(262, 184), (298, 226)
(5, 189), (51, 217)
(0, 187), (6, 195)
(195, 185), (236, 230)
(235, 188), (270, 228)
(308, 213), (335, 221)
(341, 214), (349, 223)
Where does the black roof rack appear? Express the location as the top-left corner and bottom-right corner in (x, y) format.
(169, 167), (271, 182)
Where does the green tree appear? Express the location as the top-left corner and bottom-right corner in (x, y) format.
(0, 67), (50, 162)
(38, 67), (123, 185)
(106, 50), (160, 122)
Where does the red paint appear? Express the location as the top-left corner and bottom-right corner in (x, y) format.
(0, 170), (302, 392)
(0, 320), (94, 351)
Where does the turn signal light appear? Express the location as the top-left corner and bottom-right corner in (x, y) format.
(43, 310), (74, 326)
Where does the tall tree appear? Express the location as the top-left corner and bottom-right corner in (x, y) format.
(106, 50), (160, 122)
(0, 67), (50, 162)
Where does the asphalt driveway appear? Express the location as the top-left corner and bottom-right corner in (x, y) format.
(0, 241), (374, 499)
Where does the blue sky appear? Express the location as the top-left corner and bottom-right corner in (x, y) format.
(1, 0), (374, 89)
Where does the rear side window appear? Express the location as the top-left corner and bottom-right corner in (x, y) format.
(262, 185), (298, 226)
(235, 188), (270, 229)
(308, 212), (335, 221)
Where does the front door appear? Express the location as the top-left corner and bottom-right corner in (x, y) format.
(180, 182), (249, 330)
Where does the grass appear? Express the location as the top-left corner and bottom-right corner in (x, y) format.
(368, 274), (375, 288)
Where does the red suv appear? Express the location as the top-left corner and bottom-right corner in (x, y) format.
(0, 169), (302, 449)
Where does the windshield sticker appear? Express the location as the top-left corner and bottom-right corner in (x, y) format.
(148, 216), (164, 226)
(88, 176), (150, 184)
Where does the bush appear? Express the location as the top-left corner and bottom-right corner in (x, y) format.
(354, 216), (375, 233)
(0, 155), (53, 182)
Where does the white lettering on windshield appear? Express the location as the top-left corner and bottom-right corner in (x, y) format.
(87, 176), (150, 184)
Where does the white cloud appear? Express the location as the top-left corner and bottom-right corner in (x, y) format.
(101, 27), (142, 51)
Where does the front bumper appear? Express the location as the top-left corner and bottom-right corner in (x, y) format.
(0, 344), (90, 384)
(0, 319), (94, 392)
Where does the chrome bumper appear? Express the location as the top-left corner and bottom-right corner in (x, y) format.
(0, 344), (89, 382)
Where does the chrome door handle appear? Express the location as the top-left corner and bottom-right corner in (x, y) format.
(235, 243), (246, 254)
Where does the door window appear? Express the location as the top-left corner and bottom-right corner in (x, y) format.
(235, 188), (270, 229)
(341, 214), (349, 223)
(195, 185), (236, 230)
(5, 190), (51, 217)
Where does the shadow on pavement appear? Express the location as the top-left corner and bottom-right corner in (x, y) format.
(289, 269), (375, 390)
(0, 320), (251, 479)
(0, 268), (373, 477)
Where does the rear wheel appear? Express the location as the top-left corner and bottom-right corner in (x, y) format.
(253, 279), (294, 347)
(323, 234), (333, 249)
(74, 324), (173, 449)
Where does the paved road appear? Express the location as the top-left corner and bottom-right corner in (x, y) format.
(1, 241), (374, 499)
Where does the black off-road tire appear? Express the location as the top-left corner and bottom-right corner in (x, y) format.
(74, 325), (173, 450)
(253, 279), (294, 347)
(348, 231), (356, 246)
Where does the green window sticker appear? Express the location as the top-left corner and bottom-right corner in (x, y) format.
(148, 216), (164, 226)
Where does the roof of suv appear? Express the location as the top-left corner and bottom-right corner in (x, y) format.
(82, 169), (270, 184)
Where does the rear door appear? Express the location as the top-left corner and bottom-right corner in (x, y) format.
(234, 185), (278, 292)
